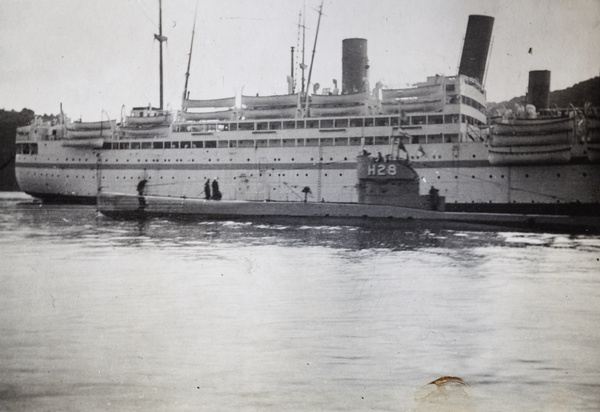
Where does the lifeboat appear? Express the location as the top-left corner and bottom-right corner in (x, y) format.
(183, 96), (235, 109)
(68, 120), (115, 130)
(126, 112), (172, 126)
(308, 105), (366, 117)
(242, 107), (298, 119)
(488, 145), (571, 165)
(490, 131), (570, 147)
(65, 120), (115, 139)
(66, 128), (113, 139)
(586, 114), (600, 162)
(121, 125), (170, 138)
(492, 116), (573, 135)
(310, 92), (368, 106)
(242, 94), (298, 108)
(179, 109), (235, 121)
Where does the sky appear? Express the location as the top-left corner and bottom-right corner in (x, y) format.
(1, 0), (599, 120)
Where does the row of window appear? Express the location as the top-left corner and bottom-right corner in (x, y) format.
(101, 136), (394, 150)
(100, 133), (470, 151)
(171, 113), (484, 133)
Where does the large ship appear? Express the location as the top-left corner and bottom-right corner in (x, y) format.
(13, 12), (600, 216)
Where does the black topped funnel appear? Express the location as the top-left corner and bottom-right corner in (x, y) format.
(458, 15), (494, 85)
(527, 70), (551, 110)
(342, 38), (369, 94)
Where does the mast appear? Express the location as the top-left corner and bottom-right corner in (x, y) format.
(301, 4), (306, 94)
(183, 4), (199, 108)
(290, 46), (295, 93)
(154, 0), (168, 110)
(304, 0), (324, 114)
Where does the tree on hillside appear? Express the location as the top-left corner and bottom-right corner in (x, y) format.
(0, 108), (36, 191)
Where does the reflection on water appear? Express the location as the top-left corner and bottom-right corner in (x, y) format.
(1, 194), (599, 411)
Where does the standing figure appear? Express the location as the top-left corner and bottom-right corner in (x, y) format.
(429, 186), (440, 211)
(136, 179), (147, 209)
(211, 178), (222, 200)
(204, 179), (211, 200)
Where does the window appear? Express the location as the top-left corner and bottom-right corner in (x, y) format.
(428, 134), (443, 143)
(428, 115), (443, 124)
(256, 139), (268, 148)
(350, 118), (364, 127)
(296, 120), (305, 129)
(320, 119), (334, 128)
(335, 118), (349, 128)
(268, 139), (282, 147)
(364, 118), (374, 127)
(364, 137), (373, 145)
(307, 120), (318, 129)
(320, 138), (334, 146)
(239, 122), (254, 131)
(375, 117), (389, 127)
(413, 116), (426, 125)
(257, 122), (268, 130)
(269, 121), (282, 130)
(205, 141), (217, 148)
(142, 142), (152, 149)
(283, 121), (295, 129)
(229, 123), (238, 131)
(119, 142), (129, 150)
(153, 141), (164, 149)
(334, 137), (348, 146)
(306, 138), (319, 146)
(218, 140), (229, 148)
(444, 114), (459, 123)
(238, 139), (254, 148)
(374, 136), (389, 145)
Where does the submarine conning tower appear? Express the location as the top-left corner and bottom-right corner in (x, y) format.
(342, 38), (369, 94)
(527, 70), (551, 110)
(458, 15), (494, 85)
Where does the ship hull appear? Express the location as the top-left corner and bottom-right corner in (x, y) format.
(97, 191), (600, 234)
(15, 138), (600, 216)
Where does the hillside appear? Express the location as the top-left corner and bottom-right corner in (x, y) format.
(489, 76), (600, 110)
(0, 109), (35, 191)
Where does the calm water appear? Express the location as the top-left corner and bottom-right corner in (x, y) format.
(1, 192), (599, 411)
